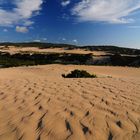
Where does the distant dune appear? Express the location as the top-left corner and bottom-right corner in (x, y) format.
(0, 43), (140, 67)
(0, 64), (140, 140)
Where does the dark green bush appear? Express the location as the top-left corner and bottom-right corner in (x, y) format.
(62, 69), (97, 78)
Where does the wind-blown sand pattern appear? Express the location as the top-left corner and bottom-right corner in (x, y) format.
(0, 64), (140, 140)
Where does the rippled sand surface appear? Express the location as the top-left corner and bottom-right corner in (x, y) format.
(0, 65), (140, 140)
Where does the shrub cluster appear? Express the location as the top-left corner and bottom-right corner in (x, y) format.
(62, 69), (97, 78)
(0, 52), (92, 68)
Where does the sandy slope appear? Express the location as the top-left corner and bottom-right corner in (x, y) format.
(0, 64), (140, 140)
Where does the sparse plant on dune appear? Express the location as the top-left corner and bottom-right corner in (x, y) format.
(62, 69), (97, 78)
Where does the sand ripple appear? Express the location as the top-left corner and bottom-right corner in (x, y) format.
(0, 65), (140, 140)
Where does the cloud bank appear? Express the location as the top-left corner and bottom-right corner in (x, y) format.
(0, 0), (43, 27)
(72, 0), (140, 24)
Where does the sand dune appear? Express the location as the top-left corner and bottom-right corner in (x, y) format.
(0, 64), (140, 140)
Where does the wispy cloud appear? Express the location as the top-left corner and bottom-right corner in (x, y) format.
(16, 26), (28, 33)
(61, 0), (71, 7)
(72, 0), (140, 24)
(62, 37), (66, 41)
(3, 29), (8, 32)
(0, 0), (43, 27)
(73, 39), (78, 44)
(33, 39), (41, 42)
(42, 38), (47, 41)
(128, 25), (140, 29)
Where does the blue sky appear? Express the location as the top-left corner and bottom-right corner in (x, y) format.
(0, 0), (140, 49)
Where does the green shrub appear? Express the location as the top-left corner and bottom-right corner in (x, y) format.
(62, 69), (97, 78)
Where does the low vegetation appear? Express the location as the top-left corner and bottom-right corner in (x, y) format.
(62, 69), (97, 78)
(0, 52), (93, 68)
(0, 42), (140, 55)
(0, 42), (139, 67)
(0, 51), (139, 68)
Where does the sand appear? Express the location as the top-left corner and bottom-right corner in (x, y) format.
(0, 46), (109, 55)
(0, 64), (140, 140)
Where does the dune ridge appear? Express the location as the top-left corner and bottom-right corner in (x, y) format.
(0, 64), (140, 140)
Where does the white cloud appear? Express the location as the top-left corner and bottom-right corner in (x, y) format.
(0, 0), (43, 27)
(62, 38), (66, 41)
(61, 0), (70, 7)
(16, 26), (28, 33)
(72, 0), (140, 24)
(23, 21), (34, 26)
(33, 39), (41, 42)
(3, 29), (8, 32)
(15, 0), (43, 18)
(73, 39), (78, 43)
(42, 38), (47, 41)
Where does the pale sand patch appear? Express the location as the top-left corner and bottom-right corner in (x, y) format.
(0, 64), (140, 140)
